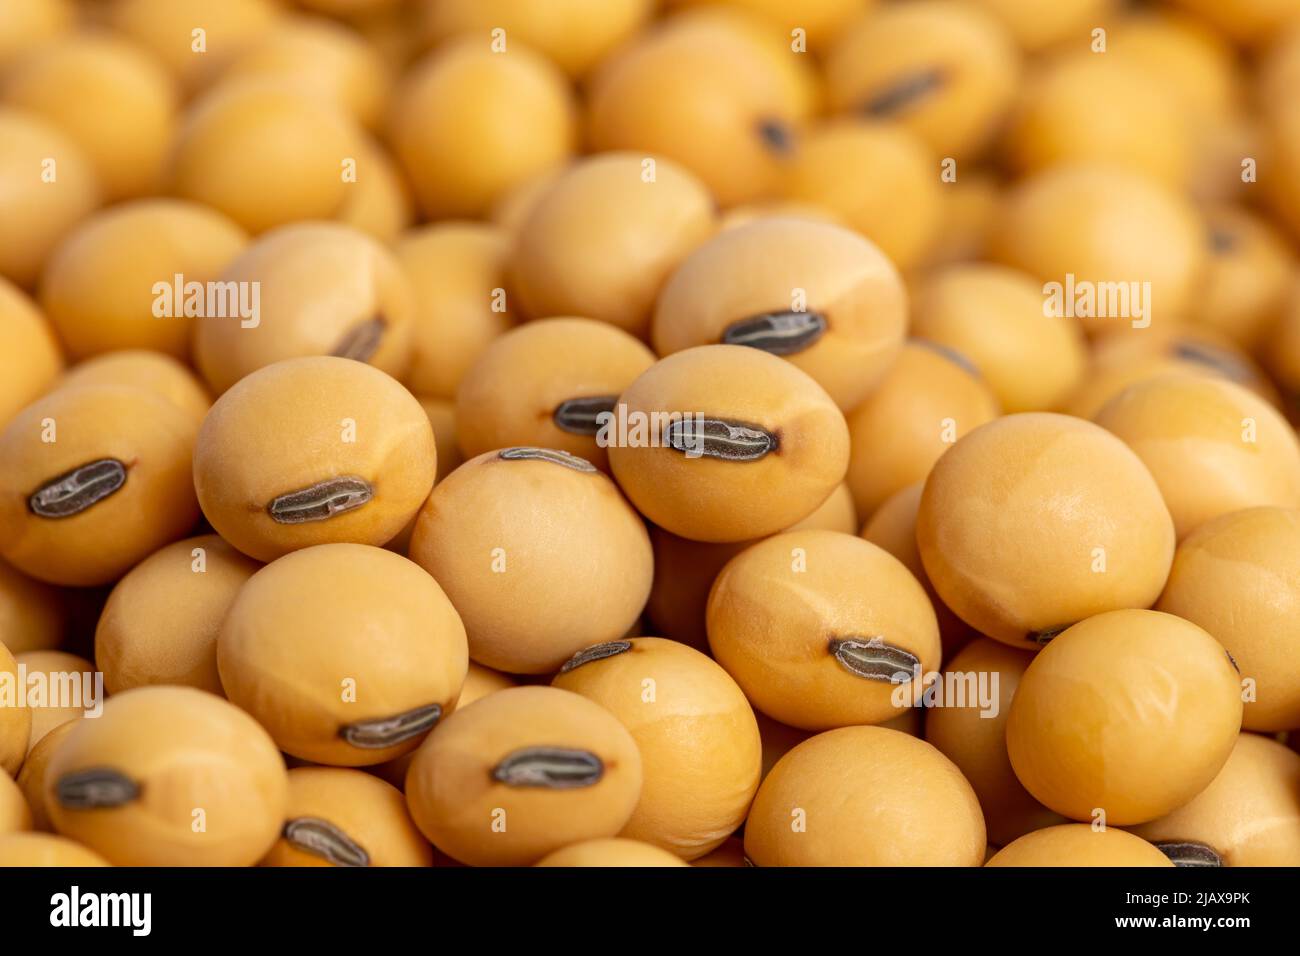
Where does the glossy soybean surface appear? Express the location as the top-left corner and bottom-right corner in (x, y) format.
(1007, 610), (1242, 826)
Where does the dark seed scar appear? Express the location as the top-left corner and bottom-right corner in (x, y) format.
(492, 747), (605, 789)
(722, 311), (827, 356)
(1154, 841), (1224, 867)
(332, 317), (387, 363)
(663, 418), (777, 461)
(862, 69), (948, 116)
(55, 768), (140, 809)
(338, 703), (443, 749)
(553, 396), (618, 435)
(267, 476), (374, 524)
(559, 641), (633, 674)
(29, 459), (127, 518)
(830, 637), (920, 683)
(498, 447), (598, 472)
(283, 817), (371, 867)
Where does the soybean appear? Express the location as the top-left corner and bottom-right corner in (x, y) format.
(0, 832), (109, 867)
(193, 356), (436, 562)
(1, 640), (32, 774)
(586, 12), (801, 207)
(986, 825), (1173, 868)
(651, 217), (907, 411)
(609, 345), (850, 543)
(1006, 609), (1242, 825)
(0, 108), (101, 289)
(96, 535), (260, 696)
(455, 318), (655, 471)
(553, 637), (761, 860)
(0, 384), (199, 587)
(15, 719), (78, 832)
(708, 530), (939, 730)
(745, 726), (986, 866)
(1094, 376), (1300, 540)
(404, 686), (643, 867)
(844, 340), (1000, 518)
(1157, 507), (1300, 731)
(395, 223), (514, 399)
(509, 152), (715, 336)
(217, 544), (468, 766)
(262, 767), (432, 867)
(45, 686), (288, 866)
(389, 38), (575, 220)
(0, 278), (63, 430)
(39, 199), (247, 361)
(409, 448), (652, 674)
(168, 82), (361, 234)
(924, 638), (1065, 846)
(192, 222), (415, 395)
(916, 414), (1175, 647)
(1129, 733), (1300, 867)
(535, 838), (690, 867)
